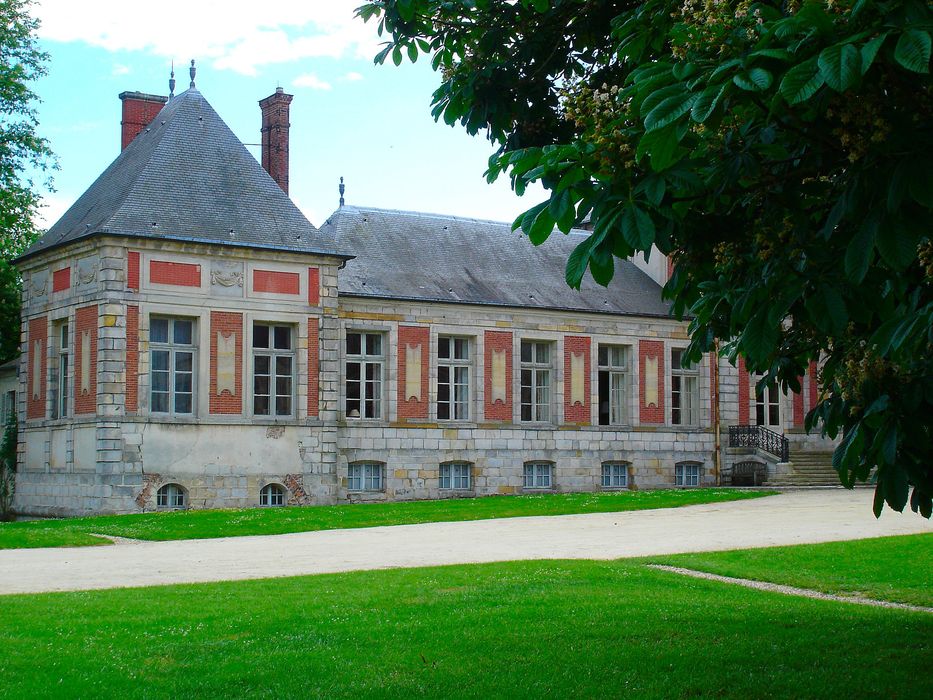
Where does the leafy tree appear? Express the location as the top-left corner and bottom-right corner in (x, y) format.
(0, 411), (16, 520)
(359, 0), (933, 516)
(0, 0), (53, 364)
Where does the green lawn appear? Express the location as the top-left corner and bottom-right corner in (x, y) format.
(0, 559), (929, 699)
(649, 533), (933, 607)
(0, 488), (771, 549)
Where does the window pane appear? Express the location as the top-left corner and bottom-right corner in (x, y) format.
(598, 346), (608, 366)
(151, 318), (169, 343)
(152, 370), (169, 392)
(253, 324), (270, 349)
(536, 343), (549, 364)
(438, 337), (450, 359)
(346, 332), (361, 355)
(454, 338), (468, 360)
(175, 394), (192, 414)
(173, 320), (193, 345)
(273, 326), (291, 350)
(254, 396), (270, 415)
(275, 396), (291, 415)
(254, 376), (270, 396)
(175, 372), (192, 393)
(276, 356), (292, 376)
(365, 334), (381, 356)
(175, 352), (192, 372)
(151, 392), (169, 413)
(152, 350), (169, 372)
(520, 341), (532, 363)
(254, 355), (270, 375)
(671, 349), (683, 370)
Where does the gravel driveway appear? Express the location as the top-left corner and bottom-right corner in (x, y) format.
(1, 489), (930, 595)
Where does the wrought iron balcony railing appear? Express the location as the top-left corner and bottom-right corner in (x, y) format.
(728, 425), (789, 462)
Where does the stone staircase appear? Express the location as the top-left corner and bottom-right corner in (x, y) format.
(767, 451), (841, 487)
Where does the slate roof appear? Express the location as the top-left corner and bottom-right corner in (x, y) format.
(321, 206), (673, 318)
(20, 88), (347, 262)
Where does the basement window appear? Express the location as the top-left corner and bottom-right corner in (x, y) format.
(156, 483), (187, 509)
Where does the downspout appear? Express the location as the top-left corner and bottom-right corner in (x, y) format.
(712, 340), (721, 486)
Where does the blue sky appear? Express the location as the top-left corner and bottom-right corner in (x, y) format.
(31, 0), (543, 230)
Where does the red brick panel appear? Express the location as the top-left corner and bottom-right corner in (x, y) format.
(209, 311), (243, 415)
(253, 269), (300, 295)
(127, 251), (140, 291)
(483, 330), (513, 421)
(308, 267), (320, 306)
(52, 267), (71, 292)
(793, 375), (805, 427)
(150, 260), (201, 287)
(738, 356), (750, 424)
(563, 335), (591, 424)
(26, 316), (48, 420)
(73, 305), (98, 415)
(126, 305), (139, 413)
(808, 360), (819, 411)
(638, 340), (665, 424)
(307, 319), (319, 418)
(397, 325), (430, 420)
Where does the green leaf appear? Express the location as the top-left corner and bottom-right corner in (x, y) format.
(779, 58), (825, 104)
(620, 205), (655, 249)
(894, 29), (931, 74)
(690, 83), (726, 123)
(392, 44), (403, 66)
(741, 311), (779, 362)
(644, 93), (698, 132)
(733, 68), (772, 91)
(844, 213), (877, 283)
(818, 43), (862, 92)
(860, 33), (888, 74)
(875, 221), (919, 270)
(566, 237), (594, 289)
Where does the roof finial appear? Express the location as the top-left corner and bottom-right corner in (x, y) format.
(339, 176), (345, 208)
(189, 59), (197, 89)
(169, 61), (176, 99)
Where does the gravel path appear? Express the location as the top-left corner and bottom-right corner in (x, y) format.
(648, 565), (933, 613)
(0, 489), (930, 595)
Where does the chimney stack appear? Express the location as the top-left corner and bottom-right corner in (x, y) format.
(119, 91), (168, 151)
(259, 87), (293, 194)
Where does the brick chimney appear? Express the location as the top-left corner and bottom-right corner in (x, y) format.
(259, 87), (293, 194)
(119, 91), (168, 151)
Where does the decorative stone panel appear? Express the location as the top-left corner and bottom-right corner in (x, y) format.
(484, 330), (512, 421)
(209, 260), (244, 297)
(73, 305), (98, 415)
(639, 339), (664, 424)
(397, 325), (429, 420)
(563, 335), (590, 424)
(26, 316), (48, 420)
(209, 311), (243, 414)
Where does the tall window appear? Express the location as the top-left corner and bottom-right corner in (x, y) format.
(253, 323), (294, 417)
(151, 317), (195, 415)
(348, 462), (384, 491)
(520, 340), (551, 422)
(437, 336), (470, 420)
(0, 390), (14, 425)
(439, 462), (472, 490)
(675, 462), (701, 487)
(598, 345), (628, 425)
(671, 349), (699, 426)
(345, 332), (384, 419)
(523, 461), (553, 489)
(601, 462), (630, 488)
(755, 375), (782, 428)
(51, 321), (68, 419)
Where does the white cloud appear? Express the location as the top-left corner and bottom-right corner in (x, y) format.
(111, 63), (131, 76)
(36, 194), (72, 230)
(342, 71), (364, 81)
(292, 73), (332, 90)
(35, 0), (384, 76)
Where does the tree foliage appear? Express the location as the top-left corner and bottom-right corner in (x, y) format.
(359, 0), (933, 516)
(0, 0), (52, 364)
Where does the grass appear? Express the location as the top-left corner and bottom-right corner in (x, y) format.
(0, 558), (930, 699)
(0, 488), (772, 550)
(649, 533), (933, 607)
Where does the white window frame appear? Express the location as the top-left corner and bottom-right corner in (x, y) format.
(252, 322), (295, 418)
(675, 462), (701, 487)
(156, 483), (186, 508)
(437, 336), (470, 421)
(345, 331), (385, 419)
(520, 340), (552, 423)
(671, 348), (699, 426)
(150, 316), (197, 416)
(348, 462), (384, 492)
(598, 344), (629, 426)
(259, 483), (286, 506)
(754, 373), (782, 428)
(601, 462), (629, 488)
(523, 461), (553, 489)
(51, 321), (69, 419)
(439, 462), (472, 490)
